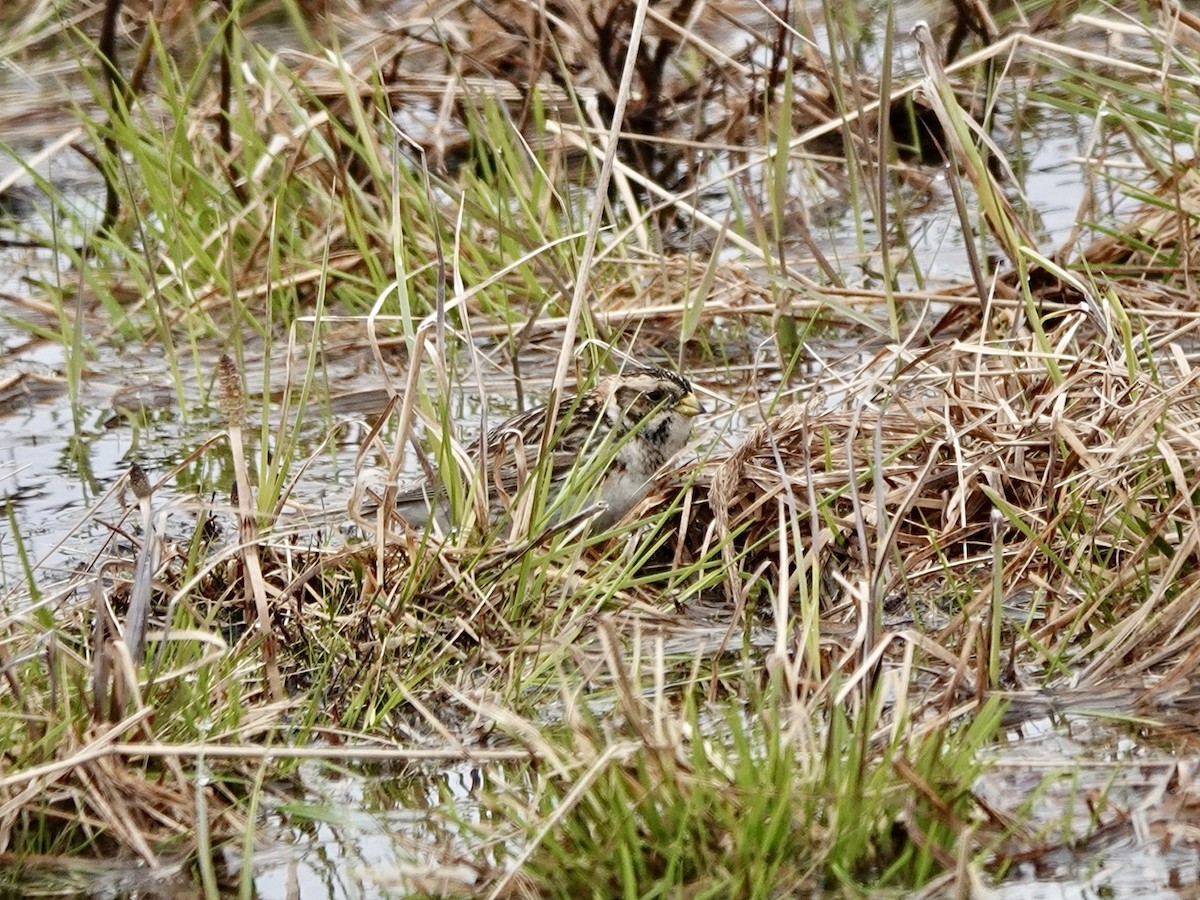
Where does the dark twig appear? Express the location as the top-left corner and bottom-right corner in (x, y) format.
(97, 0), (127, 235)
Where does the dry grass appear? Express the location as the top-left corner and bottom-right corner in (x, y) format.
(6, 0), (1200, 894)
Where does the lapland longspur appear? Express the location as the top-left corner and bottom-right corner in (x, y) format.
(355, 363), (702, 532)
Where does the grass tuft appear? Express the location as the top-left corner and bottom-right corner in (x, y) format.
(7, 0), (1200, 895)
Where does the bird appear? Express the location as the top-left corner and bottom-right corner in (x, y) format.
(352, 363), (702, 533)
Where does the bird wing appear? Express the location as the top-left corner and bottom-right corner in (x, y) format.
(371, 390), (602, 521)
(474, 391), (602, 499)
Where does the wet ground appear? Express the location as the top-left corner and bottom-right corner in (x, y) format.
(4, 1), (1196, 897)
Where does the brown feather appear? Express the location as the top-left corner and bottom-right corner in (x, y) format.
(374, 363), (700, 531)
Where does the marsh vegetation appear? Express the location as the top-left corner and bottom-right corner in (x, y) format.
(3, 0), (1200, 895)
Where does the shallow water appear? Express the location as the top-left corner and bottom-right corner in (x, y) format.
(0, 0), (1186, 896)
(982, 714), (1200, 899)
(0, 104), (1102, 585)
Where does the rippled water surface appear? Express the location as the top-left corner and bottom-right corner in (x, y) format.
(2, 0), (1187, 895)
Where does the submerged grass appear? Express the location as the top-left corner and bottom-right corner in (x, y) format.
(5, 0), (1200, 895)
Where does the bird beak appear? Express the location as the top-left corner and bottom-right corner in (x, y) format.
(675, 392), (703, 418)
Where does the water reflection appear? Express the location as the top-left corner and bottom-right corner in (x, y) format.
(254, 760), (497, 899)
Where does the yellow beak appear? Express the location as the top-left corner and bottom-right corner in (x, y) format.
(675, 392), (703, 418)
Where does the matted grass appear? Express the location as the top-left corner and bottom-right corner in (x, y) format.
(4, 0), (1200, 895)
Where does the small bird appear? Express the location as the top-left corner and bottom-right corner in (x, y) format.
(354, 363), (702, 533)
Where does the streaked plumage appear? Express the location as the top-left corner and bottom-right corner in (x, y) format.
(354, 364), (701, 532)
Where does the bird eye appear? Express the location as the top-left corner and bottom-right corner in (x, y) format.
(647, 389), (667, 405)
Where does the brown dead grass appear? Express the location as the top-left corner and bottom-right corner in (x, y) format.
(667, 155), (1200, 716)
(8, 0), (1200, 889)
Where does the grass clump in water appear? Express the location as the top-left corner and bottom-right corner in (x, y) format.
(8, 0), (1200, 896)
